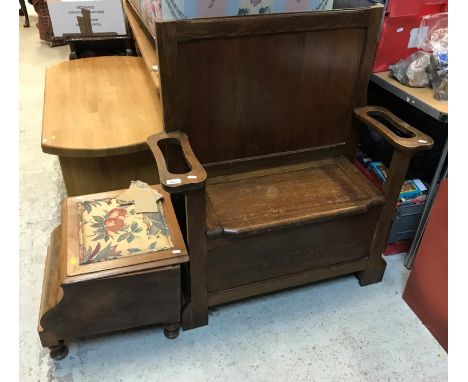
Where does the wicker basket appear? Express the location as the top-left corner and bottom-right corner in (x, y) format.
(28, 0), (66, 47)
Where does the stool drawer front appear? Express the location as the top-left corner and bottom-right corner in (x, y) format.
(206, 209), (380, 293)
(41, 266), (181, 340)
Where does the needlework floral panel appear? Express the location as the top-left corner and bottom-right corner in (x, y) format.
(78, 198), (173, 265)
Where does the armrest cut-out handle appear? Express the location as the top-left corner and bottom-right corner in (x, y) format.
(354, 106), (434, 153)
(147, 131), (207, 193)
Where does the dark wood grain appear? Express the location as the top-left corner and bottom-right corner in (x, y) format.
(206, 157), (384, 236)
(344, 5), (383, 160)
(358, 151), (411, 285)
(206, 207), (381, 293)
(354, 108), (434, 285)
(38, 185), (189, 358)
(204, 144), (346, 178)
(145, 3), (438, 331)
(208, 258), (369, 307)
(40, 262), (182, 346)
(155, 5), (383, 164)
(181, 189), (209, 330)
(173, 9), (373, 41)
(354, 106), (434, 153)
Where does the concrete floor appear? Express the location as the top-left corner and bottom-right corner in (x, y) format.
(19, 8), (447, 382)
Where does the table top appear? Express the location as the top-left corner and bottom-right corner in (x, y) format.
(42, 56), (163, 157)
(370, 71), (448, 123)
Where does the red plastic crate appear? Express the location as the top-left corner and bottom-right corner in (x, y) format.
(386, 0), (448, 18)
(372, 0), (448, 73)
(383, 239), (411, 256)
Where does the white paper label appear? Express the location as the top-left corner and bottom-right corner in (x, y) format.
(408, 26), (429, 49)
(47, 0), (126, 37)
(167, 178), (182, 185)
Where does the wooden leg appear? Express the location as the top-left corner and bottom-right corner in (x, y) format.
(358, 151), (412, 286)
(163, 322), (180, 339)
(181, 189), (209, 330)
(69, 42), (77, 60)
(125, 38), (136, 56)
(181, 300), (208, 331)
(357, 254), (387, 286)
(48, 340), (69, 361)
(19, 0), (30, 28)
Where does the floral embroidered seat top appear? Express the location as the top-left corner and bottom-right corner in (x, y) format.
(78, 198), (173, 265)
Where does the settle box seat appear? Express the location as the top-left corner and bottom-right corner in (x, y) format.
(204, 156), (386, 295)
(205, 156), (385, 238)
(38, 186), (188, 360)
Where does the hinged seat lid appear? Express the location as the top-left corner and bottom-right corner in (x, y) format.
(206, 157), (385, 238)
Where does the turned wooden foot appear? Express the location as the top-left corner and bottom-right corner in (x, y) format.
(163, 323), (180, 340)
(49, 341), (69, 360)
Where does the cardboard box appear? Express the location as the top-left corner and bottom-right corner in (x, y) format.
(47, 0), (126, 37)
(156, 0), (334, 21)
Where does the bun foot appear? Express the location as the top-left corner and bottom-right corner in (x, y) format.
(49, 342), (69, 360)
(164, 323), (180, 340)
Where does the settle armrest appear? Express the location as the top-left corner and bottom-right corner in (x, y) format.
(147, 131), (207, 193)
(352, 107), (434, 282)
(354, 106), (434, 198)
(354, 106), (434, 153)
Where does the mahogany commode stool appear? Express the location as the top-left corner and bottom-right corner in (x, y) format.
(38, 185), (188, 360)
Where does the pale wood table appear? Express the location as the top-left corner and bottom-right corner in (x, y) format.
(42, 56), (163, 196)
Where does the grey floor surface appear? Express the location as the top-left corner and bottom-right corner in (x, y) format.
(19, 7), (448, 382)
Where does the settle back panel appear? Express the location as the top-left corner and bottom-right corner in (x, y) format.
(156, 2), (383, 164)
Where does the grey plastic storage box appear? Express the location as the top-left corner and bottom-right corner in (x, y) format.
(388, 201), (426, 243)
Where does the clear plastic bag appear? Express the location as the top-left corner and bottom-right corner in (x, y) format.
(390, 13), (448, 99)
(417, 13), (448, 100)
(389, 51), (431, 88)
(417, 13), (448, 59)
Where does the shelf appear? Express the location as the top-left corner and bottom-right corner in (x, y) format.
(370, 71), (448, 123)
